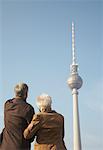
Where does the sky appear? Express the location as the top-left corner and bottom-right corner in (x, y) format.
(0, 0), (103, 150)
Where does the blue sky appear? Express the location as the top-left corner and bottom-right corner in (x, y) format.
(0, 0), (103, 149)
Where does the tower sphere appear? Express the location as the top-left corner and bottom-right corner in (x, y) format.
(67, 74), (83, 90)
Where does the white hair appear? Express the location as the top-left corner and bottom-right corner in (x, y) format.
(36, 93), (52, 109)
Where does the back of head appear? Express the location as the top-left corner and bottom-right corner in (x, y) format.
(14, 83), (28, 99)
(36, 93), (52, 112)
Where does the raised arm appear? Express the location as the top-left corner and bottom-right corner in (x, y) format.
(24, 114), (41, 139)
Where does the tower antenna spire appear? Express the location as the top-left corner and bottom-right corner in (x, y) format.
(72, 22), (77, 65)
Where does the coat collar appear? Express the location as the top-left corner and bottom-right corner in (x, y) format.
(11, 98), (27, 104)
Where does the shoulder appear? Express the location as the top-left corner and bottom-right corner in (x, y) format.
(32, 112), (49, 121)
(26, 102), (34, 109)
(24, 102), (34, 114)
(4, 99), (13, 107)
(52, 111), (64, 121)
(5, 99), (13, 104)
(24, 103), (35, 121)
(32, 113), (42, 121)
(52, 110), (64, 117)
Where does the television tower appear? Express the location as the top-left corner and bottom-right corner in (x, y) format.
(67, 22), (83, 150)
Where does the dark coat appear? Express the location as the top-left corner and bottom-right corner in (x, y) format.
(0, 98), (34, 150)
(24, 111), (67, 150)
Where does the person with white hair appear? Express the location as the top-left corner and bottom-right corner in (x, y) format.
(24, 93), (67, 150)
(0, 83), (35, 150)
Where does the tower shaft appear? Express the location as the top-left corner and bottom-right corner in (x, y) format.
(72, 89), (81, 150)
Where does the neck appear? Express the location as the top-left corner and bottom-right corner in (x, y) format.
(15, 96), (26, 101)
(40, 106), (52, 113)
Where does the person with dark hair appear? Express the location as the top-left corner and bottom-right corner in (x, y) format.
(24, 93), (67, 150)
(0, 83), (35, 150)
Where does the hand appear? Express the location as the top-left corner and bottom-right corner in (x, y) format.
(28, 122), (34, 131)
